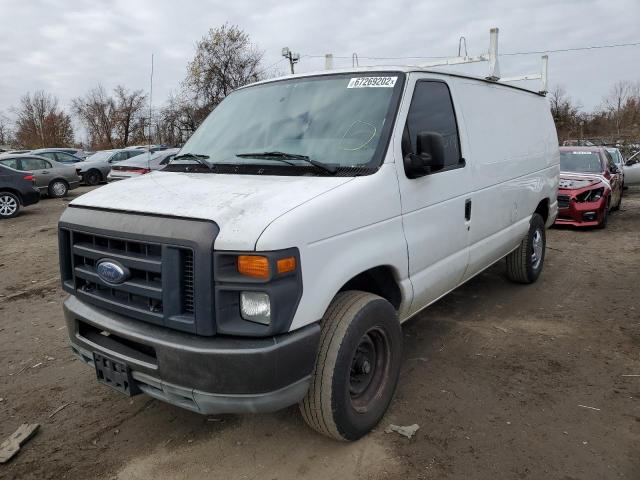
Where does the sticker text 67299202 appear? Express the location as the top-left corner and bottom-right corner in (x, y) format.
(347, 77), (397, 88)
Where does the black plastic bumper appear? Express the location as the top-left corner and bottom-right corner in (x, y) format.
(21, 188), (40, 207)
(64, 295), (320, 414)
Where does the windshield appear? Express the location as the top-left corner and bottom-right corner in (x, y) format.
(177, 73), (403, 173)
(560, 151), (603, 173)
(86, 150), (113, 162)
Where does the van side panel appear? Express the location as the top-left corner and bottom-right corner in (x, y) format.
(255, 164), (411, 331)
(454, 81), (559, 279)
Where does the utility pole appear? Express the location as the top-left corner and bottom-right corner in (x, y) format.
(281, 47), (300, 74)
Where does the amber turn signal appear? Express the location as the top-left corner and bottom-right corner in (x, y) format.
(276, 256), (297, 274)
(237, 255), (270, 279)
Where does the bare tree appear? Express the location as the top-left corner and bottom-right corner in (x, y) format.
(0, 110), (12, 146)
(181, 24), (264, 129)
(114, 86), (147, 146)
(73, 85), (147, 149)
(548, 85), (581, 142)
(602, 80), (636, 137)
(13, 91), (74, 148)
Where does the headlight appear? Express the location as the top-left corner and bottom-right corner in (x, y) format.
(240, 291), (271, 325)
(575, 187), (604, 202)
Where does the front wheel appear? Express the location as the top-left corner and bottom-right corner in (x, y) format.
(84, 170), (101, 186)
(505, 213), (546, 284)
(299, 291), (402, 441)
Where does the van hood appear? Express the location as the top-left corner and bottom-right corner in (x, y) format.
(70, 171), (354, 250)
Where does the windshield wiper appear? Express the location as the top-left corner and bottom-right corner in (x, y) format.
(236, 151), (337, 174)
(172, 153), (213, 170)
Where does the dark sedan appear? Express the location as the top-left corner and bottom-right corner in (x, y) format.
(0, 164), (40, 219)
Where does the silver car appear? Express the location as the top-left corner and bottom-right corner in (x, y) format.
(0, 154), (81, 197)
(107, 148), (179, 181)
(76, 148), (146, 185)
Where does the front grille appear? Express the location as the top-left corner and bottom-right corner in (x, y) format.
(557, 195), (570, 209)
(60, 228), (196, 332)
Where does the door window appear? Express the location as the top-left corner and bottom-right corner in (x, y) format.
(55, 152), (79, 163)
(20, 158), (48, 170)
(403, 81), (462, 171)
(39, 152), (57, 162)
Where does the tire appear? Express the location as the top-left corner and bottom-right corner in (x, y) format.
(505, 213), (546, 284)
(48, 179), (68, 198)
(299, 291), (402, 441)
(84, 169), (101, 186)
(0, 192), (21, 219)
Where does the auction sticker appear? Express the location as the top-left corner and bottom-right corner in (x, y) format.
(347, 76), (397, 88)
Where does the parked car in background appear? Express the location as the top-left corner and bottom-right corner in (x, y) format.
(31, 148), (85, 165)
(31, 147), (89, 159)
(107, 148), (179, 181)
(0, 149), (30, 155)
(624, 150), (640, 186)
(555, 146), (622, 228)
(606, 147), (626, 187)
(125, 144), (170, 153)
(0, 154), (81, 197)
(0, 163), (40, 218)
(76, 148), (146, 185)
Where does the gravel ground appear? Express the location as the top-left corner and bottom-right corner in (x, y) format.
(1, 186), (638, 480)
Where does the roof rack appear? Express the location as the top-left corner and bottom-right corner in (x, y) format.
(324, 28), (549, 95)
(415, 28), (549, 95)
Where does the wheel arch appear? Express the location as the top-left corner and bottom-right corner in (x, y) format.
(0, 188), (23, 205)
(337, 265), (403, 311)
(534, 198), (549, 223)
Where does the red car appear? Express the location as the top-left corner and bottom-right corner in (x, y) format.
(555, 146), (623, 228)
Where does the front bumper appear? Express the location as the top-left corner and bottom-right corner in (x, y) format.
(554, 193), (606, 227)
(64, 295), (320, 414)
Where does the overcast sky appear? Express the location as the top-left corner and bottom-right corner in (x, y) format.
(1, 0), (639, 134)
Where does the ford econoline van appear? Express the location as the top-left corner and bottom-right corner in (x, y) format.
(59, 67), (559, 440)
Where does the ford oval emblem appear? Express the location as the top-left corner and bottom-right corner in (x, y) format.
(96, 259), (130, 284)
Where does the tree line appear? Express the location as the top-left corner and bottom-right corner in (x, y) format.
(550, 80), (640, 149)
(1, 24), (639, 152)
(0, 24), (264, 150)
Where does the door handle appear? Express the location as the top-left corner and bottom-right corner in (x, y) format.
(41, 170), (49, 174)
(465, 199), (472, 221)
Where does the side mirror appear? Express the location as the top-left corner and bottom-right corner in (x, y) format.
(404, 132), (446, 179)
(610, 165), (619, 174)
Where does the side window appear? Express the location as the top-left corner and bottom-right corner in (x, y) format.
(111, 152), (126, 162)
(21, 158), (47, 170)
(159, 155), (174, 165)
(0, 158), (19, 169)
(604, 151), (616, 172)
(127, 150), (144, 159)
(39, 152), (57, 161)
(404, 81), (461, 169)
(55, 152), (77, 163)
(43, 160), (53, 168)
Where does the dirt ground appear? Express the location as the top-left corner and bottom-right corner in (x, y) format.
(1, 186), (638, 480)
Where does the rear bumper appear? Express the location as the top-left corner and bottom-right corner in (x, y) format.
(64, 295), (320, 414)
(554, 195), (607, 227)
(107, 172), (138, 182)
(21, 188), (40, 206)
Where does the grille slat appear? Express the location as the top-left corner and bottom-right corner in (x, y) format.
(66, 230), (195, 329)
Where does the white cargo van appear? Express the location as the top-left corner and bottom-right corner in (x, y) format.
(59, 67), (559, 440)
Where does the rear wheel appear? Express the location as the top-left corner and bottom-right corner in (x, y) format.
(84, 169), (101, 186)
(299, 291), (402, 441)
(505, 213), (546, 284)
(0, 192), (21, 219)
(48, 180), (68, 198)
